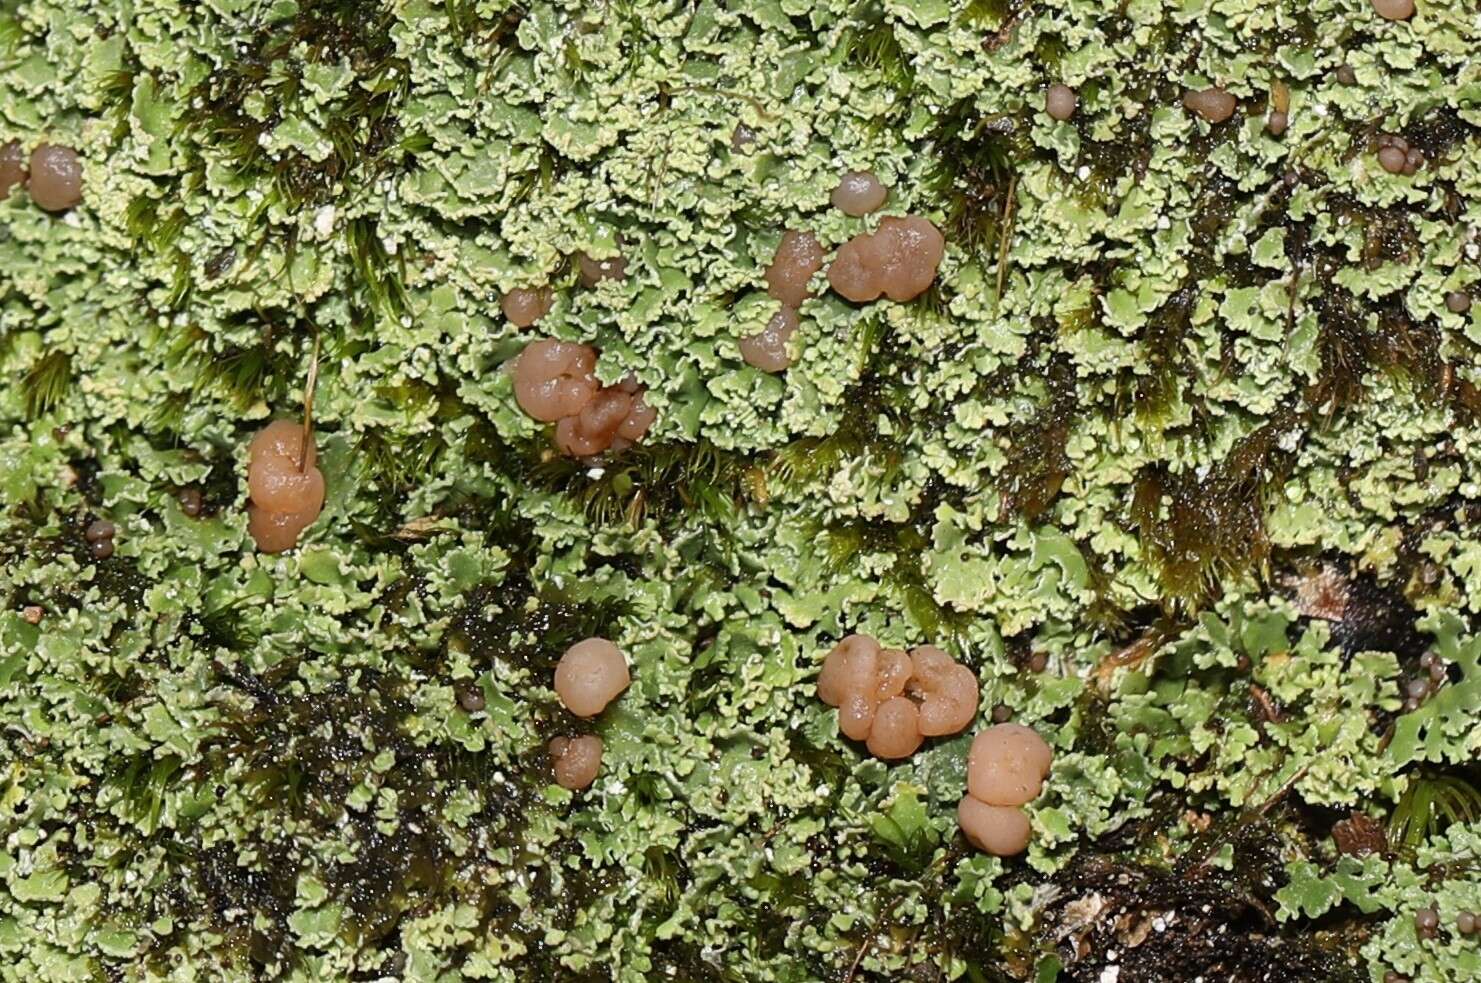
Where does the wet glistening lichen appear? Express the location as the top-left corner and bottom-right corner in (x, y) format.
(2, 1), (1480, 981)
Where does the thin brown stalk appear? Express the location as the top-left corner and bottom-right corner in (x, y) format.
(298, 331), (321, 473)
(994, 173), (1017, 314)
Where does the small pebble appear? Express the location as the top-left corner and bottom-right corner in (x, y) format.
(1445, 291), (1472, 314)
(831, 170), (888, 217)
(1045, 83), (1077, 121)
(549, 734), (603, 791)
(500, 286), (554, 328)
(246, 419), (325, 553)
(765, 229), (825, 308)
(738, 306), (799, 372)
(1183, 86), (1237, 124)
(828, 216), (944, 303)
(28, 144), (83, 212)
(578, 251), (627, 287)
(457, 684), (486, 713)
(1378, 145), (1409, 174)
(554, 638), (630, 717)
(178, 487), (204, 517)
(84, 519), (116, 543)
(1371, 0), (1415, 20)
(22, 605), (44, 625)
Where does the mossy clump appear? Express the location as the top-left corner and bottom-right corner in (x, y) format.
(1132, 419), (1295, 609)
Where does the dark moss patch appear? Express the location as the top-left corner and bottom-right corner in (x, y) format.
(1327, 570), (1423, 659)
(1123, 283), (1198, 425)
(923, 99), (1026, 261)
(345, 216), (409, 324)
(961, 0), (1019, 28)
(529, 437), (756, 528)
(1072, 78), (1161, 212)
(184, 0), (411, 215)
(997, 353), (1076, 522)
(326, 815), (450, 946)
(464, 416), (757, 531)
(1396, 106), (1473, 164)
(647, 937), (750, 982)
(124, 194), (188, 257)
(199, 660), (549, 954)
(470, 837), (624, 977)
(190, 839), (302, 971)
(814, 515), (974, 653)
(165, 318), (309, 414)
(770, 378), (907, 496)
(1388, 768), (1481, 852)
(1305, 285), (1449, 419)
(840, 3), (914, 94)
(1132, 415), (1298, 609)
(443, 0), (524, 51)
(917, 887), (1020, 983)
(452, 573), (630, 684)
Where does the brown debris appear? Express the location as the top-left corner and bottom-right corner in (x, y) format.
(1331, 813), (1387, 858)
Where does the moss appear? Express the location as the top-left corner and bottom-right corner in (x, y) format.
(21, 350), (71, 420)
(345, 216), (409, 324)
(183, 0), (410, 213)
(1122, 283), (1198, 425)
(997, 353), (1076, 522)
(188, 838), (303, 970)
(840, 3), (914, 95)
(124, 194), (188, 256)
(960, 0), (1018, 28)
(451, 575), (631, 687)
(164, 319), (310, 414)
(531, 438), (756, 529)
(1388, 770), (1481, 852)
(770, 378), (908, 495)
(1132, 417), (1297, 609)
(923, 99), (1026, 263)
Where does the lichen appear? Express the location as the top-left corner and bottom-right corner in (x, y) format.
(3, 0), (1481, 981)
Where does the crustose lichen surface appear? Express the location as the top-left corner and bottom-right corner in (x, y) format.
(2, 0), (1481, 980)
